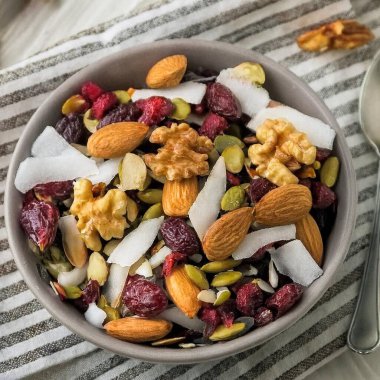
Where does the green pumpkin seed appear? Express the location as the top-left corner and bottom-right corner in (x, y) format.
(222, 145), (245, 174)
(201, 259), (242, 273)
(103, 305), (121, 322)
(225, 123), (242, 138)
(232, 62), (266, 85)
(213, 288), (231, 306)
(43, 261), (72, 279)
(63, 285), (82, 299)
(151, 336), (186, 346)
(97, 295), (108, 309)
(214, 135), (245, 154)
(211, 271), (243, 287)
(320, 156), (340, 187)
(83, 109), (99, 133)
(221, 186), (245, 211)
(197, 289), (216, 303)
(113, 90), (131, 104)
(209, 322), (246, 341)
(142, 203), (164, 221)
(171, 98), (191, 120)
(184, 264), (209, 289)
(137, 189), (163, 204)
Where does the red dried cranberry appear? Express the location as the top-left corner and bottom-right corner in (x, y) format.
(230, 277), (253, 294)
(265, 283), (303, 318)
(249, 178), (277, 203)
(160, 218), (200, 256)
(311, 182), (336, 209)
(193, 102), (207, 115)
(298, 178), (312, 190)
(81, 81), (104, 102)
(251, 243), (274, 261)
(199, 306), (221, 337)
(91, 92), (118, 119)
(316, 148), (332, 162)
(97, 103), (142, 129)
(217, 300), (236, 328)
(122, 277), (167, 317)
(254, 307), (273, 327)
(236, 282), (263, 316)
(55, 113), (85, 144)
(82, 279), (100, 305)
(33, 180), (73, 202)
(198, 112), (228, 140)
(162, 252), (188, 277)
(227, 172), (241, 186)
(23, 190), (37, 206)
(136, 96), (174, 126)
(206, 83), (241, 119)
(20, 199), (59, 251)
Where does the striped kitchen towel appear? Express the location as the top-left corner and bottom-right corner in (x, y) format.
(1, 0), (379, 378)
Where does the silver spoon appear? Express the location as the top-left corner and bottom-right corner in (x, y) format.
(347, 50), (380, 354)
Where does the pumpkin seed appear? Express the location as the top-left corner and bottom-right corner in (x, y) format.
(214, 135), (245, 154)
(268, 260), (278, 288)
(211, 271), (243, 287)
(234, 316), (255, 335)
(222, 145), (245, 173)
(213, 288), (231, 306)
(151, 336), (186, 346)
(87, 252), (109, 286)
(98, 294), (107, 309)
(142, 203), (164, 221)
(201, 259), (242, 273)
(313, 160), (321, 170)
(171, 98), (191, 120)
(320, 156), (339, 187)
(103, 239), (121, 256)
(240, 264), (258, 276)
(179, 343), (196, 348)
(147, 169), (166, 184)
(185, 264), (209, 289)
(209, 322), (246, 341)
(253, 278), (275, 293)
(103, 305), (121, 322)
(119, 153), (147, 191)
(83, 109), (99, 133)
(221, 186), (245, 211)
(225, 123), (242, 138)
(113, 90), (131, 104)
(189, 253), (203, 263)
(137, 189), (163, 204)
(208, 148), (220, 169)
(125, 195), (139, 222)
(197, 289), (216, 303)
(232, 62), (266, 85)
(62, 285), (82, 299)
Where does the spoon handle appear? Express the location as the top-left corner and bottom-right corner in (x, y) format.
(347, 164), (380, 354)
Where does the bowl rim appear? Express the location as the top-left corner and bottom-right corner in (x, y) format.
(4, 38), (357, 364)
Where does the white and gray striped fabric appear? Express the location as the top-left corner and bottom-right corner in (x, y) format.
(1, 0), (379, 378)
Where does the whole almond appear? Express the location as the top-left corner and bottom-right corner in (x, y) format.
(146, 55), (187, 89)
(254, 184), (312, 226)
(165, 265), (201, 318)
(87, 122), (149, 158)
(162, 177), (198, 217)
(104, 317), (172, 342)
(295, 213), (324, 266)
(202, 207), (253, 261)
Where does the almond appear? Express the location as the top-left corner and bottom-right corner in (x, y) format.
(165, 265), (201, 318)
(202, 207), (253, 261)
(295, 213), (324, 266)
(254, 184), (312, 226)
(146, 55), (187, 89)
(104, 317), (172, 342)
(87, 122), (149, 158)
(162, 177), (198, 217)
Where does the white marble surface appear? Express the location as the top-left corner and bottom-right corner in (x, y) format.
(2, 0), (380, 379)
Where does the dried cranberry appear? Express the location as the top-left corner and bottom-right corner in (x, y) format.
(311, 182), (336, 209)
(82, 279), (100, 305)
(249, 178), (277, 203)
(316, 148), (332, 162)
(97, 103), (142, 129)
(251, 243), (274, 261)
(236, 282), (263, 316)
(227, 172), (241, 186)
(230, 277), (253, 294)
(23, 190), (37, 206)
(136, 96), (174, 126)
(311, 206), (336, 241)
(265, 283), (303, 318)
(217, 300), (236, 328)
(298, 178), (312, 190)
(160, 218), (200, 256)
(81, 81), (104, 102)
(20, 199), (59, 251)
(122, 277), (167, 317)
(199, 306), (221, 337)
(193, 102), (207, 115)
(254, 307), (273, 327)
(198, 112), (228, 140)
(55, 113), (85, 144)
(206, 83), (241, 119)
(91, 92), (118, 119)
(162, 252), (188, 277)
(33, 180), (73, 202)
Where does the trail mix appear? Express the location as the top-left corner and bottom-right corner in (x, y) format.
(16, 54), (340, 347)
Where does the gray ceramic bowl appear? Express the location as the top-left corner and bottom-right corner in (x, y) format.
(5, 39), (357, 363)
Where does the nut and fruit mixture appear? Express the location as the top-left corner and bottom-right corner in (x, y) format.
(16, 54), (340, 347)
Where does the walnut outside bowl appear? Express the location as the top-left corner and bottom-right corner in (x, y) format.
(5, 39), (357, 363)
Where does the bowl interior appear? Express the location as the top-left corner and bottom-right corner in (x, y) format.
(5, 39), (357, 364)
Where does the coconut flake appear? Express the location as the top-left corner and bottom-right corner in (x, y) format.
(86, 158), (121, 185)
(186, 113), (206, 126)
(255, 279), (275, 294)
(232, 225), (296, 260)
(132, 81), (207, 104)
(268, 260), (278, 288)
(158, 307), (205, 332)
(103, 263), (130, 308)
(135, 259), (153, 278)
(107, 216), (164, 267)
(197, 289), (217, 303)
(247, 106), (336, 150)
(271, 239), (323, 286)
(57, 263), (88, 287)
(189, 157), (226, 240)
(31, 126), (72, 157)
(149, 246), (171, 269)
(84, 302), (107, 328)
(216, 69), (270, 117)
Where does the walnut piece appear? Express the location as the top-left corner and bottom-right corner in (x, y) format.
(70, 179), (128, 251)
(297, 19), (374, 52)
(143, 123), (213, 181)
(248, 118), (316, 186)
